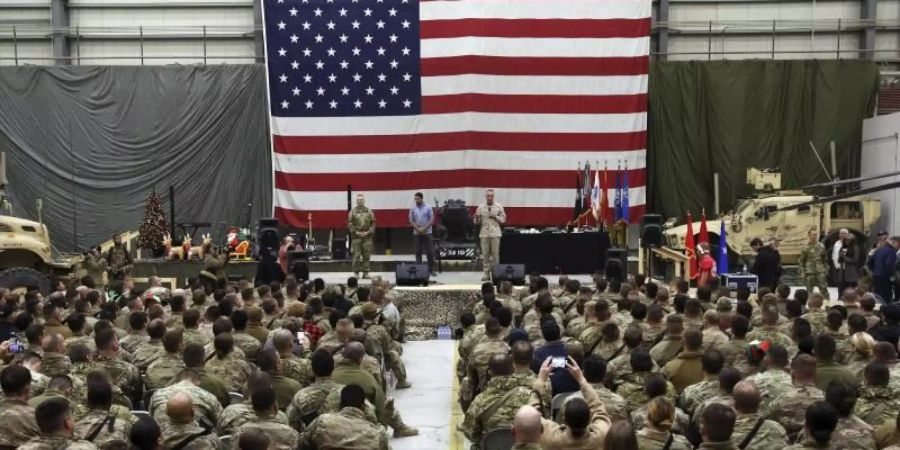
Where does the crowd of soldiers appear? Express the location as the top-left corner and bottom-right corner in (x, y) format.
(457, 272), (900, 450)
(0, 273), (418, 450)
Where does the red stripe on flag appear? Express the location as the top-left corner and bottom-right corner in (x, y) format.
(273, 131), (647, 154)
(421, 93), (647, 114)
(420, 18), (651, 39)
(275, 205), (647, 229)
(421, 55), (648, 77)
(275, 168), (647, 191)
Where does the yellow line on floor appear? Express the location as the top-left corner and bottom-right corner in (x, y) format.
(449, 340), (466, 450)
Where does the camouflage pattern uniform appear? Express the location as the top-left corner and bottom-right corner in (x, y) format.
(719, 339), (754, 376)
(730, 412), (788, 450)
(649, 335), (683, 367)
(635, 427), (693, 450)
(767, 383), (824, 440)
(678, 376), (720, 416)
(74, 407), (137, 450)
(93, 354), (141, 401)
(286, 378), (341, 432)
(280, 355), (316, 388)
(206, 353), (255, 392)
(0, 398), (40, 448)
(149, 380), (223, 426)
(42, 352), (73, 377)
(606, 350), (659, 390)
(745, 326), (796, 356)
(692, 394), (735, 425)
(463, 338), (511, 410)
(18, 436), (98, 450)
(66, 333), (98, 354)
(463, 372), (535, 447)
(630, 402), (691, 435)
(218, 401), (288, 436)
(701, 327), (730, 352)
(801, 309), (829, 334)
(299, 407), (389, 450)
(797, 415), (875, 450)
(232, 332), (261, 362)
(587, 383), (630, 423)
(119, 332), (149, 355)
(29, 370), (49, 397)
(183, 328), (211, 348)
(234, 414), (300, 449)
(855, 385), (900, 425)
(132, 338), (164, 372)
(618, 372), (677, 412)
(348, 205), (376, 275)
(746, 369), (794, 416)
(146, 352), (187, 389)
(798, 240), (830, 299)
(160, 422), (218, 450)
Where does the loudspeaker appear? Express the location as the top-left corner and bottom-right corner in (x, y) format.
(396, 263), (430, 286)
(492, 264), (526, 285)
(641, 214), (664, 248)
(331, 238), (348, 260)
(605, 248), (627, 282)
(288, 250), (310, 281)
(258, 217), (280, 254)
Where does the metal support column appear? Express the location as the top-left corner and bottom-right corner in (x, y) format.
(656, 0), (670, 61)
(860, 0), (876, 60)
(253, 0), (265, 63)
(50, 0), (70, 65)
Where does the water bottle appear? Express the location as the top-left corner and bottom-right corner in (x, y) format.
(742, 264), (747, 274)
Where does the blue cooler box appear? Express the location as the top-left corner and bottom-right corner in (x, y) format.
(719, 273), (758, 293)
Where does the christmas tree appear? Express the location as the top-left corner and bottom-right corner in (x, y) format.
(137, 190), (168, 255)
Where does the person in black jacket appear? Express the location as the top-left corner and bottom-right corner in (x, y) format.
(869, 303), (900, 344)
(749, 238), (781, 291)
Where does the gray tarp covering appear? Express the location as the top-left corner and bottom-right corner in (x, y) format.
(0, 65), (273, 252)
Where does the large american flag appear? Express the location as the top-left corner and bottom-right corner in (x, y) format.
(263, 0), (649, 228)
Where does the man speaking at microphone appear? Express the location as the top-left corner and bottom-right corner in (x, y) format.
(475, 189), (507, 281)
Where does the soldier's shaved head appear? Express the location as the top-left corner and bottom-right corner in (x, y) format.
(336, 318), (354, 341)
(42, 333), (65, 353)
(732, 381), (761, 414)
(512, 406), (543, 444)
(342, 341), (366, 363)
(272, 329), (294, 353)
(791, 354), (817, 381)
(510, 341), (533, 367)
(488, 353), (513, 377)
(166, 392), (194, 424)
(349, 328), (367, 344)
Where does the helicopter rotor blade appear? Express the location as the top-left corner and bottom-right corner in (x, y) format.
(778, 180), (900, 211)
(802, 170), (900, 189)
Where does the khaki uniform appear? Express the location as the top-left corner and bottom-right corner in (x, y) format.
(475, 202), (506, 277)
(348, 206), (376, 275)
(146, 352), (187, 390)
(463, 372), (536, 446)
(235, 414), (300, 450)
(0, 398), (40, 448)
(272, 375), (303, 411)
(218, 401), (288, 436)
(746, 369), (793, 416)
(19, 436), (98, 450)
(149, 380), (223, 426)
(160, 422), (218, 450)
(44, 319), (73, 339)
(767, 383), (824, 440)
(798, 241), (830, 299)
(206, 353), (255, 392)
(74, 407), (137, 450)
(300, 406), (389, 450)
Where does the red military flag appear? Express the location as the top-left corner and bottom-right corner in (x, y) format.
(699, 210), (710, 245)
(685, 212), (697, 280)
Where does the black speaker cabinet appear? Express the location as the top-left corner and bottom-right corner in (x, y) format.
(641, 213), (664, 248)
(604, 248), (627, 282)
(492, 264), (526, 285)
(331, 238), (348, 260)
(395, 263), (430, 286)
(288, 250), (310, 281)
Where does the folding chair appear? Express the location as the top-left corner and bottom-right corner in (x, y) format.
(550, 392), (578, 422)
(480, 427), (513, 450)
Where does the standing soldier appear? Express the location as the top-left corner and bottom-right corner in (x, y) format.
(348, 194), (376, 279)
(475, 189), (506, 282)
(799, 229), (830, 300)
(105, 234), (132, 281)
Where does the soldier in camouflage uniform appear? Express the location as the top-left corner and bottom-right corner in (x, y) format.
(619, 353), (678, 413)
(348, 194), (376, 279)
(578, 356), (629, 423)
(73, 377), (136, 450)
(463, 353), (536, 448)
(800, 293), (829, 334)
(767, 355), (824, 441)
(333, 329), (386, 390)
(41, 334), (73, 377)
(649, 314), (685, 367)
(28, 375), (83, 420)
(18, 398), (97, 450)
(119, 312), (150, 355)
(462, 319), (510, 411)
(233, 386), (299, 450)
(729, 381), (788, 450)
(159, 392), (218, 450)
(0, 365), (41, 448)
(205, 333), (255, 392)
(798, 379), (875, 450)
(745, 346), (794, 417)
(132, 319), (166, 372)
(679, 349), (725, 417)
(299, 384), (390, 450)
(746, 307), (797, 355)
(65, 314), (97, 354)
(230, 310), (262, 363)
(798, 230), (830, 299)
(360, 304), (410, 389)
(149, 370), (223, 427)
(271, 330), (315, 387)
(218, 373), (289, 436)
(22, 352), (49, 396)
(286, 350), (342, 432)
(105, 234), (132, 281)
(92, 329), (141, 405)
(856, 362), (900, 425)
(146, 329), (187, 390)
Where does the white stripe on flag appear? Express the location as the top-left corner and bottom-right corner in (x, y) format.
(420, 0), (652, 21)
(274, 150), (647, 174)
(275, 186), (647, 210)
(421, 75), (648, 96)
(271, 112), (647, 136)
(421, 37), (650, 58)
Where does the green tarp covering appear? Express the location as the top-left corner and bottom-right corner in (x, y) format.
(648, 59), (880, 220)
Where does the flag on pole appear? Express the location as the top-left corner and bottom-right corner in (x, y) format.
(685, 212), (697, 280)
(621, 164), (630, 224)
(574, 164), (583, 220)
(582, 161), (592, 212)
(718, 220), (729, 274)
(699, 210), (709, 244)
(601, 165), (612, 226)
(614, 166), (622, 221)
(591, 167), (600, 222)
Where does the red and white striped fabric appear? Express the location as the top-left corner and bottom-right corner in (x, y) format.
(271, 0), (650, 228)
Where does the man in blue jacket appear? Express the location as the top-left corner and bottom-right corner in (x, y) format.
(868, 236), (897, 303)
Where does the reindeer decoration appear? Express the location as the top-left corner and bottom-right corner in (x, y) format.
(163, 233), (192, 261)
(188, 233), (212, 260)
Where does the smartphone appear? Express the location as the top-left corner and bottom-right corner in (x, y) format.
(9, 337), (23, 354)
(296, 331), (306, 342)
(551, 356), (566, 369)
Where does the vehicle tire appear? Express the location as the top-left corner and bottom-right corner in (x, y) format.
(0, 267), (51, 295)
